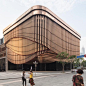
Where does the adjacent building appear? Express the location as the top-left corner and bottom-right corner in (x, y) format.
(0, 38), (6, 71)
(80, 47), (85, 55)
(0, 5), (81, 71)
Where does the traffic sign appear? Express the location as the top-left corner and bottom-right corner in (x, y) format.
(77, 55), (84, 58)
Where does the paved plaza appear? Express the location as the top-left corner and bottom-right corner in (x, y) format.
(0, 70), (86, 86)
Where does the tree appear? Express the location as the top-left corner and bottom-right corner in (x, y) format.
(82, 60), (86, 67)
(68, 55), (76, 70)
(56, 52), (69, 72)
(73, 58), (83, 68)
(73, 58), (79, 68)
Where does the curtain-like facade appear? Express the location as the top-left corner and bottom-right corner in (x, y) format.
(3, 5), (81, 64)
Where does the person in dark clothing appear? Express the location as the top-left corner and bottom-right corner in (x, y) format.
(22, 71), (26, 86)
(72, 69), (84, 86)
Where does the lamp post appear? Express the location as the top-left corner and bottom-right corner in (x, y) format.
(33, 61), (38, 76)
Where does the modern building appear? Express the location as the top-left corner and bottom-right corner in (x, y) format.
(1, 5), (81, 71)
(80, 47), (85, 55)
(0, 38), (6, 71)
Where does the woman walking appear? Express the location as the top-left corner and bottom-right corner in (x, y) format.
(22, 71), (26, 86)
(72, 69), (84, 86)
(29, 70), (35, 86)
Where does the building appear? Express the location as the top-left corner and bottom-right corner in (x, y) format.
(0, 38), (6, 71)
(80, 47), (85, 55)
(1, 5), (81, 71)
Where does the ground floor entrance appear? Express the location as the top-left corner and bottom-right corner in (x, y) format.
(8, 61), (71, 71)
(0, 58), (5, 71)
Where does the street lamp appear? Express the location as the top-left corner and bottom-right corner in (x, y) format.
(33, 61), (38, 76)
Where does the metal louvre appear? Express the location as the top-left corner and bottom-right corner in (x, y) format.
(3, 6), (80, 64)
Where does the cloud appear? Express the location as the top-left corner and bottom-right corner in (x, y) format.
(1, 0), (86, 13)
(78, 0), (86, 2)
(16, 0), (77, 13)
(52, 0), (76, 13)
(0, 25), (4, 38)
(0, 25), (4, 29)
(0, 0), (8, 6)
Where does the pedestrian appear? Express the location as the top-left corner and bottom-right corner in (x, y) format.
(29, 70), (35, 86)
(72, 69), (84, 86)
(22, 71), (26, 86)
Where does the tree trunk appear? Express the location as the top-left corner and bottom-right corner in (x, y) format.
(62, 62), (65, 73)
(70, 61), (72, 70)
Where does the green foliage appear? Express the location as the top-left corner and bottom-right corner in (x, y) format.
(56, 52), (69, 72)
(73, 66), (77, 69)
(81, 60), (86, 67)
(68, 55), (76, 70)
(68, 55), (76, 59)
(56, 52), (69, 59)
(73, 58), (84, 67)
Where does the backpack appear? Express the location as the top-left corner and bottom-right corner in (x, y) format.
(73, 75), (83, 85)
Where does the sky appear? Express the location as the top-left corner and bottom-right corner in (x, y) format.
(0, 0), (86, 53)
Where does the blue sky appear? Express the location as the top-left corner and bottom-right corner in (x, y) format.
(0, 0), (86, 53)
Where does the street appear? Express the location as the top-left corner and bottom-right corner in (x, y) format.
(0, 71), (86, 86)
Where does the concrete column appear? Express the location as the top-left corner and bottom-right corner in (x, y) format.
(5, 48), (8, 71)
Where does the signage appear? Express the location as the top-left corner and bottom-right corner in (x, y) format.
(77, 55), (84, 58)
